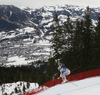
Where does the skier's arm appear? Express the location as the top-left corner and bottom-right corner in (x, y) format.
(60, 72), (62, 77)
(60, 68), (63, 77)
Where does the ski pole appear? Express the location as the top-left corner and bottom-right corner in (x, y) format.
(71, 66), (81, 73)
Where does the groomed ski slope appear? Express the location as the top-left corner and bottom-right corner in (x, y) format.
(35, 77), (100, 95)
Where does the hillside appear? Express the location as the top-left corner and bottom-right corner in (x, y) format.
(0, 4), (100, 67)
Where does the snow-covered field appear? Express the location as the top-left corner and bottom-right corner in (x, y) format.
(0, 81), (39, 95)
(0, 26), (51, 66)
(36, 77), (100, 95)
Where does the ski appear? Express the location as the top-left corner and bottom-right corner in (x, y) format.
(61, 81), (68, 84)
(68, 81), (78, 86)
(60, 80), (78, 86)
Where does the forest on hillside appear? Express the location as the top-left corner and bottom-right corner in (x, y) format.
(46, 6), (100, 81)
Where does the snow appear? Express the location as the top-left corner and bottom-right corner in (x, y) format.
(1, 27), (35, 40)
(35, 39), (50, 45)
(31, 52), (50, 56)
(36, 77), (100, 95)
(42, 12), (52, 17)
(41, 18), (53, 24)
(44, 22), (53, 28)
(6, 56), (35, 66)
(17, 27), (35, 34)
(0, 81), (39, 95)
(0, 25), (51, 66)
(9, 11), (12, 17)
(58, 15), (67, 23)
(22, 27), (35, 33)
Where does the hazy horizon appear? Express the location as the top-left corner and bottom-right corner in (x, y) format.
(0, 0), (100, 9)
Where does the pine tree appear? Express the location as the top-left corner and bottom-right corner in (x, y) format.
(72, 20), (84, 69)
(48, 15), (67, 81)
(64, 15), (73, 51)
(28, 72), (33, 82)
(92, 13), (100, 69)
(50, 14), (65, 61)
(82, 6), (94, 70)
(61, 15), (74, 67)
(23, 84), (26, 93)
(46, 58), (58, 81)
(15, 87), (18, 93)
(27, 82), (30, 89)
(19, 71), (23, 81)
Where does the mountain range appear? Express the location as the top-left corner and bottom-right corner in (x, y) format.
(0, 4), (99, 67)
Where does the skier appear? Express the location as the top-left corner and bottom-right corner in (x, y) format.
(58, 65), (71, 83)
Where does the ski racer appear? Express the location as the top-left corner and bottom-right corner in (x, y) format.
(58, 65), (71, 83)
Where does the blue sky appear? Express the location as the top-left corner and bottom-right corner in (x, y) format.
(0, 0), (100, 9)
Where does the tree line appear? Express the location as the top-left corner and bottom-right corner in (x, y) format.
(0, 64), (46, 85)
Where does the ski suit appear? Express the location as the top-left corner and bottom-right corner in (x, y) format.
(60, 67), (70, 81)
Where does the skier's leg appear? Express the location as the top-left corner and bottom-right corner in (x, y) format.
(63, 71), (70, 82)
(61, 73), (67, 83)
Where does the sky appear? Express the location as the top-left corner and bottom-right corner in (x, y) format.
(0, 0), (100, 9)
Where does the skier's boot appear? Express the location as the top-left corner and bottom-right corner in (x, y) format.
(61, 79), (68, 84)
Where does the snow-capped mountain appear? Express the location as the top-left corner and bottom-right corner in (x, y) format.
(0, 4), (100, 67)
(0, 5), (31, 31)
(30, 5), (99, 36)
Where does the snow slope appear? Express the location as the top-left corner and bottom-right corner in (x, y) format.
(35, 77), (100, 95)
